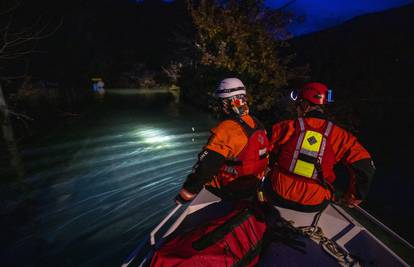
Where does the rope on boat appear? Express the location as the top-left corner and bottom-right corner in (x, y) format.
(298, 225), (360, 267)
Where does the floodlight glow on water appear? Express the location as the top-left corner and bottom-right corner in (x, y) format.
(135, 128), (173, 148)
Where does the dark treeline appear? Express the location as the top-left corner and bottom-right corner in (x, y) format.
(2, 0), (299, 141)
(4, 0), (191, 86)
(1, 0), (193, 141)
(1, 0), (413, 144)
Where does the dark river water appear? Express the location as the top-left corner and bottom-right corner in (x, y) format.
(2, 95), (216, 267)
(1, 94), (413, 266)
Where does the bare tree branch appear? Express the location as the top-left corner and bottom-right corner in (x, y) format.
(6, 109), (34, 121)
(0, 0), (62, 64)
(0, 0), (20, 16)
(0, 0), (62, 180)
(0, 74), (26, 80)
(0, 19), (62, 57)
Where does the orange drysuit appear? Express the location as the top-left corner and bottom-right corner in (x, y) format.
(267, 111), (375, 211)
(182, 114), (269, 199)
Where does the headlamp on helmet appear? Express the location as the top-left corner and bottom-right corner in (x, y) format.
(215, 78), (246, 99)
(290, 82), (334, 105)
(327, 89), (334, 103)
(290, 90), (299, 101)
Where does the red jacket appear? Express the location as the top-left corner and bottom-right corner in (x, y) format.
(268, 113), (375, 211)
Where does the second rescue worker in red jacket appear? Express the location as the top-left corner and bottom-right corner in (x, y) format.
(266, 82), (376, 212)
(175, 78), (269, 203)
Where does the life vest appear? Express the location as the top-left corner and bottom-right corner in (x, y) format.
(278, 117), (336, 183)
(269, 117), (336, 211)
(210, 117), (269, 192)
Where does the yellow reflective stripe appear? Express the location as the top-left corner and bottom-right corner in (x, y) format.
(301, 130), (323, 152)
(257, 191), (265, 202)
(292, 130), (323, 179)
(289, 120), (330, 179)
(293, 159), (315, 178)
(289, 121), (333, 180)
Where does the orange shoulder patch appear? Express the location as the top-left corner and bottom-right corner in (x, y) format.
(206, 118), (250, 158)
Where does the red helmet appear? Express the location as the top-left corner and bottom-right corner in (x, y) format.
(299, 82), (329, 105)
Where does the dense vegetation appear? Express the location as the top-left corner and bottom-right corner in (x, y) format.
(183, 0), (301, 112)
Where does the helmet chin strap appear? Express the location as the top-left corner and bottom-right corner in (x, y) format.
(297, 100), (324, 117)
(220, 105), (241, 117)
(296, 100), (307, 116)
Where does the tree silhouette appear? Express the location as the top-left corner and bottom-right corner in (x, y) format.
(180, 0), (305, 113)
(0, 0), (60, 180)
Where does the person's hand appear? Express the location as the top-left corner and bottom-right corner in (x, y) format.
(174, 188), (196, 205)
(339, 193), (362, 208)
(174, 194), (189, 205)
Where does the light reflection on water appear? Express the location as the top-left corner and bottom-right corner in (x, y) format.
(3, 103), (215, 267)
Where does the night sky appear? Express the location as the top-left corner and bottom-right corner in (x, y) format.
(267, 0), (414, 35)
(163, 0), (414, 35)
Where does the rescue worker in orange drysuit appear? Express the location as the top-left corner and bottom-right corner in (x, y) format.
(265, 82), (375, 212)
(175, 78), (269, 203)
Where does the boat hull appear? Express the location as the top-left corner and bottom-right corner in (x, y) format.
(123, 188), (410, 267)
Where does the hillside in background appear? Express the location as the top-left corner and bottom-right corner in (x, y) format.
(292, 3), (413, 128)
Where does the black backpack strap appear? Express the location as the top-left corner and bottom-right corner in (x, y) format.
(250, 115), (265, 130)
(233, 117), (254, 138)
(229, 115), (264, 138)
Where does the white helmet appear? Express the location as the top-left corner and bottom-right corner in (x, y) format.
(214, 78), (246, 99)
(213, 78), (249, 116)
